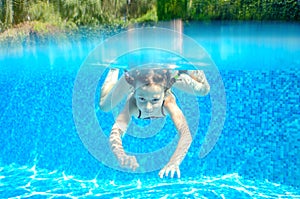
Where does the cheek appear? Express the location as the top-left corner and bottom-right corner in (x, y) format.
(136, 100), (163, 109)
(151, 100), (164, 110)
(136, 101), (147, 109)
(155, 100), (164, 107)
(136, 101), (143, 108)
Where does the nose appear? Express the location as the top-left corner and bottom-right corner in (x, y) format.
(146, 102), (153, 112)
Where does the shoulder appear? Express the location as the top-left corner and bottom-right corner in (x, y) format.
(163, 93), (183, 118)
(163, 91), (177, 109)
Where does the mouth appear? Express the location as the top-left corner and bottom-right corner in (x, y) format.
(144, 110), (153, 114)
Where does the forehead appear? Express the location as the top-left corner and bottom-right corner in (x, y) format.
(135, 83), (164, 96)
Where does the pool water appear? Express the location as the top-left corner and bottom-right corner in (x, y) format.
(0, 21), (299, 198)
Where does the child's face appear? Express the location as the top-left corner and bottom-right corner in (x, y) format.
(134, 81), (165, 116)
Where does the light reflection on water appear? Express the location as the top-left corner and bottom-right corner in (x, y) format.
(1, 164), (299, 199)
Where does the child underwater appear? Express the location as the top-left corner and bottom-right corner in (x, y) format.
(99, 67), (210, 178)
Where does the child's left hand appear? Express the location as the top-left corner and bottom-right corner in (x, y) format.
(159, 162), (180, 178)
(118, 154), (139, 171)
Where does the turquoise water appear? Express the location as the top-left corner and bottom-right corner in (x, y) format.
(0, 21), (299, 198)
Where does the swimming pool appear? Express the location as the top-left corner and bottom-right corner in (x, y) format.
(0, 21), (299, 198)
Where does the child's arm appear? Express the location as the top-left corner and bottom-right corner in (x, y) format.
(159, 95), (192, 178)
(109, 97), (139, 171)
(173, 71), (210, 96)
(100, 74), (133, 112)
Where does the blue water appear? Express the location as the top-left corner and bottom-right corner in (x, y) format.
(0, 21), (300, 198)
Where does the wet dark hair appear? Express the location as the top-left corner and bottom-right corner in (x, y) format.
(125, 69), (175, 89)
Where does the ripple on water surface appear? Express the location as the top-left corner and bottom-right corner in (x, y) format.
(0, 164), (299, 199)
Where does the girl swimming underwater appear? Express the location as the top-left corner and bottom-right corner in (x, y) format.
(99, 67), (210, 178)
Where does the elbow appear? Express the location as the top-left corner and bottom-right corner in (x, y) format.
(180, 130), (193, 144)
(198, 81), (210, 96)
(186, 132), (193, 143)
(202, 83), (210, 96)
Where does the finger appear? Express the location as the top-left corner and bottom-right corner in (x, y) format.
(170, 169), (175, 178)
(126, 157), (134, 169)
(159, 169), (165, 178)
(129, 156), (137, 170)
(165, 167), (170, 177)
(135, 161), (140, 169)
(132, 163), (137, 171)
(132, 156), (138, 165)
(131, 161), (139, 171)
(176, 167), (181, 178)
(131, 164), (135, 171)
(132, 165), (137, 171)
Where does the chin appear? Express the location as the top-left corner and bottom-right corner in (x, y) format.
(144, 111), (153, 115)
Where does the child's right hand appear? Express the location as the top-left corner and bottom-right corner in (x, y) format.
(159, 162), (180, 178)
(118, 154), (139, 171)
